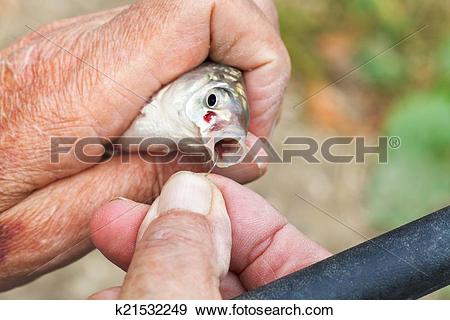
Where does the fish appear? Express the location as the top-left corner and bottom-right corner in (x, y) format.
(120, 62), (250, 167)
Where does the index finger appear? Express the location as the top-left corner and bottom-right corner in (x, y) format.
(208, 175), (330, 290)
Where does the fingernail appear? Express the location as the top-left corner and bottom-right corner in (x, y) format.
(157, 171), (212, 216)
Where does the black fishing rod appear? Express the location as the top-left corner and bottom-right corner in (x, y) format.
(237, 205), (450, 299)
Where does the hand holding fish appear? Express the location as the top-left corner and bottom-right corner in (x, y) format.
(0, 0), (290, 291)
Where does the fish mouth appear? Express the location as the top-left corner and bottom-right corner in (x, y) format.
(208, 131), (247, 168)
(215, 138), (245, 164)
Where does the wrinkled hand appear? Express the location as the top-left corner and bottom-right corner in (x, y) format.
(0, 0), (290, 291)
(89, 172), (329, 299)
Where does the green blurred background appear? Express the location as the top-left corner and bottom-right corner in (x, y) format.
(0, 0), (449, 299)
(277, 0), (450, 229)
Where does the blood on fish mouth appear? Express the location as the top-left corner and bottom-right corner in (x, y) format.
(203, 111), (216, 123)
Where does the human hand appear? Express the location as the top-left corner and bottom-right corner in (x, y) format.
(0, 0), (290, 290)
(89, 172), (329, 299)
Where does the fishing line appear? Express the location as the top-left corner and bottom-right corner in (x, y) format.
(206, 151), (219, 175)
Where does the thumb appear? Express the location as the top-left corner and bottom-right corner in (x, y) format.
(119, 171), (231, 300)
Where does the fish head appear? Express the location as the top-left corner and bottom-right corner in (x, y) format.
(185, 64), (250, 167)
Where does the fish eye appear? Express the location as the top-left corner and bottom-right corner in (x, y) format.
(206, 93), (218, 108)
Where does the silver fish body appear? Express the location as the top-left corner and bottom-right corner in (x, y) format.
(121, 62), (250, 167)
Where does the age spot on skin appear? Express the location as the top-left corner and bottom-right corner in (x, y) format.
(0, 221), (24, 263)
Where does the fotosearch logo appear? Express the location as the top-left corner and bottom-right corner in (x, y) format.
(50, 136), (400, 165)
